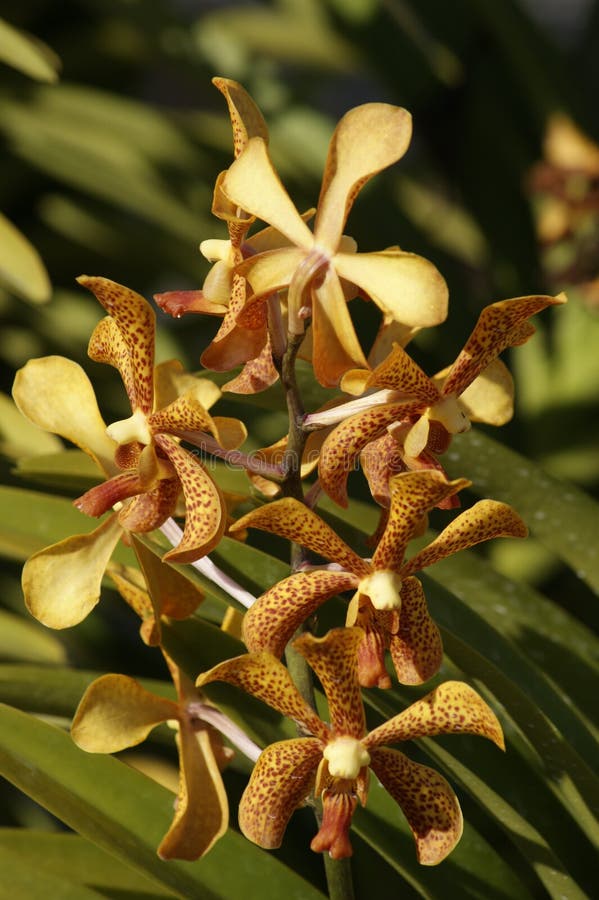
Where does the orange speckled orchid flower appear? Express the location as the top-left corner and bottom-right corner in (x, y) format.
(197, 628), (504, 863)
(310, 293), (566, 507)
(219, 102), (449, 387)
(230, 471), (527, 689)
(12, 276), (243, 628)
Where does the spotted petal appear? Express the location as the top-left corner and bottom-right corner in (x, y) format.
(22, 514), (123, 628)
(149, 389), (217, 438)
(369, 747), (463, 865)
(239, 738), (323, 849)
(243, 571), (358, 656)
(155, 434), (225, 563)
(71, 673), (176, 752)
(315, 103), (413, 252)
(196, 652), (327, 741)
(335, 251), (448, 328)
(403, 499), (528, 576)
(364, 681), (505, 750)
(230, 497), (369, 576)
(12, 356), (117, 477)
(213, 76), (269, 156)
(388, 577), (443, 685)
(222, 138), (313, 250)
(158, 726), (228, 860)
(311, 267), (369, 387)
(78, 275), (155, 414)
(87, 317), (137, 412)
(367, 342), (439, 400)
(373, 471), (470, 571)
(294, 629), (366, 738)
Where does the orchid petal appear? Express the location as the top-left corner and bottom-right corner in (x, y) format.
(403, 499), (528, 576)
(373, 471), (470, 571)
(211, 416), (248, 449)
(197, 652), (328, 741)
(364, 681), (505, 750)
(78, 276), (155, 414)
(155, 434), (225, 563)
(12, 356), (117, 476)
(318, 402), (422, 507)
(239, 738), (323, 849)
(149, 388), (217, 438)
(222, 138), (313, 249)
(368, 315), (420, 365)
(311, 267), (369, 387)
(457, 359), (514, 425)
(335, 251), (448, 328)
(315, 104), (412, 251)
(22, 514), (123, 628)
(230, 497), (369, 576)
(403, 415), (431, 459)
(71, 673), (176, 752)
(222, 339), (279, 394)
(213, 76), (269, 156)
(388, 577), (443, 685)
(87, 316), (138, 412)
(117, 477), (179, 534)
(243, 571), (358, 657)
(153, 360), (221, 412)
(246, 211), (316, 252)
(154, 289), (227, 318)
(294, 628), (366, 738)
(369, 747), (463, 865)
(133, 537), (204, 621)
(236, 246), (304, 298)
(441, 293), (566, 398)
(367, 342), (440, 401)
(75, 471), (147, 518)
(106, 562), (161, 645)
(158, 726), (228, 860)
(360, 433), (407, 507)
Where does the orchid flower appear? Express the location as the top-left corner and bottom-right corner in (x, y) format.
(308, 293), (566, 506)
(12, 276), (243, 628)
(219, 102), (449, 387)
(230, 471), (527, 688)
(197, 627), (504, 863)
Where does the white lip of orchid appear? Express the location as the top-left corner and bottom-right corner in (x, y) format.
(199, 238), (231, 263)
(428, 393), (471, 435)
(323, 736), (370, 780)
(106, 407), (152, 446)
(303, 388), (407, 428)
(358, 569), (403, 611)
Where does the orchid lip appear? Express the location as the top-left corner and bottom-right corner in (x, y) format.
(323, 736), (370, 780)
(358, 570), (403, 611)
(107, 408), (152, 446)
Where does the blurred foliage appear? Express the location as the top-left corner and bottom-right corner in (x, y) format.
(1, 1), (598, 898)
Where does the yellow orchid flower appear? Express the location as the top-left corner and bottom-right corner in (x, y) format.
(197, 628), (504, 863)
(219, 101), (449, 387)
(230, 471), (527, 689)
(12, 276), (243, 628)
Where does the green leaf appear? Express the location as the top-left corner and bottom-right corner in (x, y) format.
(13, 449), (100, 491)
(0, 612), (67, 665)
(0, 704), (326, 900)
(0, 18), (60, 82)
(0, 211), (51, 304)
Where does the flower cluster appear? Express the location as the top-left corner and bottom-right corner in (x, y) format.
(13, 78), (564, 868)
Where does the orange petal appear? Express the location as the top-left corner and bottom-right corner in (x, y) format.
(315, 103), (412, 252)
(88, 316), (138, 411)
(317, 401), (427, 508)
(387, 577), (443, 685)
(236, 246), (304, 300)
(369, 747), (463, 865)
(239, 738), (323, 849)
(441, 294), (567, 398)
(311, 267), (369, 387)
(154, 289), (227, 318)
(78, 276), (155, 414)
(294, 628), (366, 738)
(364, 680), (505, 750)
(230, 497), (369, 576)
(158, 725), (228, 860)
(71, 673), (176, 751)
(243, 571), (358, 657)
(367, 342), (439, 402)
(213, 76), (269, 157)
(403, 499), (528, 576)
(335, 251), (448, 329)
(373, 471), (470, 571)
(155, 434), (225, 563)
(360, 432), (407, 507)
(221, 338), (279, 394)
(75, 471), (146, 518)
(117, 476), (179, 534)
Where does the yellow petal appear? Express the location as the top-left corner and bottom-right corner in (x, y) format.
(334, 251), (448, 328)
(403, 415), (431, 459)
(457, 359), (514, 425)
(77, 275), (155, 414)
(154, 360), (221, 412)
(12, 356), (117, 476)
(388, 577), (443, 685)
(239, 738), (323, 849)
(236, 246), (304, 298)
(88, 317), (138, 413)
(158, 726), (228, 860)
(373, 471), (470, 571)
(311, 267), (369, 387)
(367, 342), (439, 401)
(22, 514), (123, 628)
(315, 104), (412, 251)
(369, 747), (463, 865)
(213, 76), (269, 156)
(222, 138), (313, 249)
(243, 571), (358, 656)
(294, 628), (366, 738)
(155, 435), (225, 564)
(364, 680), (505, 750)
(197, 652), (328, 741)
(71, 673), (177, 752)
(211, 416), (248, 449)
(403, 499), (528, 575)
(230, 497), (369, 577)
